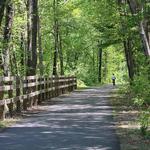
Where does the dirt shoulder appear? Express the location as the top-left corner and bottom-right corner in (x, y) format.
(110, 93), (150, 150)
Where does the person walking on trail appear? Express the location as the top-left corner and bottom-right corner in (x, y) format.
(112, 74), (116, 86)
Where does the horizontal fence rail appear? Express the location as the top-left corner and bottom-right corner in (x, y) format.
(0, 76), (77, 120)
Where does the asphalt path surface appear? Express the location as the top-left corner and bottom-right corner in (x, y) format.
(0, 85), (120, 150)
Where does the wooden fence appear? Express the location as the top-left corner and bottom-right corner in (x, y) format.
(0, 76), (77, 120)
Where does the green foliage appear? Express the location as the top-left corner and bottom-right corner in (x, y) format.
(139, 111), (150, 136)
(0, 0), (128, 84)
(77, 79), (87, 88)
(130, 56), (150, 135)
(103, 45), (128, 84)
(131, 55), (150, 105)
(132, 75), (150, 106)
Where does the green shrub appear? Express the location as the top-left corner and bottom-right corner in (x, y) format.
(131, 70), (150, 135)
(139, 111), (150, 136)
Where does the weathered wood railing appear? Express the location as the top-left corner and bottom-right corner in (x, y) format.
(0, 76), (77, 120)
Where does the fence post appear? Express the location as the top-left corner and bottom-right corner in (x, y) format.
(72, 77), (74, 91)
(69, 77), (71, 92)
(33, 76), (38, 106)
(43, 77), (46, 101)
(62, 77), (64, 94)
(48, 77), (51, 100)
(0, 78), (5, 120)
(56, 76), (59, 96)
(70, 77), (73, 92)
(73, 77), (75, 91)
(75, 77), (77, 89)
(28, 77), (34, 108)
(53, 76), (56, 97)
(38, 77), (42, 104)
(70, 77), (72, 92)
(49, 77), (52, 99)
(8, 77), (13, 118)
(40, 76), (45, 101)
(47, 77), (50, 99)
(70, 77), (72, 91)
(59, 76), (62, 95)
(45, 77), (48, 100)
(68, 77), (70, 92)
(16, 76), (21, 113)
(57, 76), (59, 96)
(73, 77), (75, 90)
(51, 76), (54, 98)
(23, 77), (28, 110)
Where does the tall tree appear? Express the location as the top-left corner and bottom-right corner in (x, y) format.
(0, 0), (7, 26)
(58, 31), (64, 75)
(123, 39), (135, 80)
(2, 1), (14, 76)
(103, 51), (108, 82)
(52, 0), (59, 76)
(118, 0), (136, 80)
(37, 15), (44, 75)
(127, 0), (150, 56)
(98, 43), (102, 83)
(26, 0), (38, 76)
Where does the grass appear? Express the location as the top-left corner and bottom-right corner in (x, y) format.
(0, 118), (20, 131)
(110, 92), (150, 150)
(77, 79), (104, 89)
(77, 79), (87, 89)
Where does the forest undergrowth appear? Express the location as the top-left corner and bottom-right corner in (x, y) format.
(110, 84), (150, 150)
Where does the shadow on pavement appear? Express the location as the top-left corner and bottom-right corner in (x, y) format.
(0, 85), (120, 150)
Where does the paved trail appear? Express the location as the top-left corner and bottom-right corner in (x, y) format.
(0, 85), (120, 150)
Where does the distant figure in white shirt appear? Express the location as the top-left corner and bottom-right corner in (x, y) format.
(112, 74), (116, 86)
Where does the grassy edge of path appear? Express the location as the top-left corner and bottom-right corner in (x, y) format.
(110, 90), (150, 150)
(0, 118), (19, 132)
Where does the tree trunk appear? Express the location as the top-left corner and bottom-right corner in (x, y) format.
(127, 0), (139, 14)
(25, 0), (38, 109)
(123, 39), (135, 81)
(0, 0), (7, 26)
(37, 14), (44, 105)
(0, 83), (4, 120)
(52, 0), (59, 76)
(92, 50), (95, 72)
(140, 21), (150, 56)
(2, 1), (14, 117)
(98, 47), (102, 83)
(26, 0), (38, 76)
(58, 32), (64, 75)
(127, 0), (150, 56)
(118, 0), (136, 81)
(10, 48), (19, 76)
(20, 32), (26, 76)
(103, 51), (108, 82)
(37, 15), (44, 76)
(2, 1), (13, 76)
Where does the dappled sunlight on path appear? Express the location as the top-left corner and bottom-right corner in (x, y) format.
(0, 85), (120, 150)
